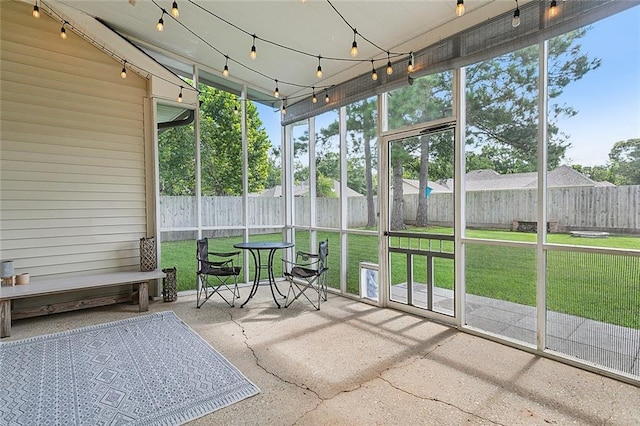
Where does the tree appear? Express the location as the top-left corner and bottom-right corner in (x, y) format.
(608, 138), (640, 185)
(571, 164), (613, 183)
(345, 99), (378, 227)
(466, 29), (601, 173)
(158, 85), (272, 196)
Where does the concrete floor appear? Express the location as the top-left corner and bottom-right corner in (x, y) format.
(6, 287), (640, 425)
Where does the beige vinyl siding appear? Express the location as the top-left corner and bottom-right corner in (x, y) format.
(0, 0), (151, 288)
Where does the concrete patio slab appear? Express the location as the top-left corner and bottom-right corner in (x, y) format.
(4, 288), (639, 425)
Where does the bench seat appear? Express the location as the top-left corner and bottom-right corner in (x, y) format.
(0, 270), (165, 338)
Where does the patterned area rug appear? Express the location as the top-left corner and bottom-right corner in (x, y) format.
(0, 311), (259, 425)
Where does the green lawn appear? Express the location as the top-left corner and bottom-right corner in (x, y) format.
(161, 227), (639, 328)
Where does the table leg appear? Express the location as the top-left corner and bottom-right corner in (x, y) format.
(266, 249), (282, 308)
(240, 249), (261, 308)
(267, 249), (286, 298)
(1, 300), (11, 338)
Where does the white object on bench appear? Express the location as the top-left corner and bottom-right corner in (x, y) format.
(0, 270), (165, 338)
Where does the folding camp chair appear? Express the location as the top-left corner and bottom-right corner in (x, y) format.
(196, 238), (241, 308)
(283, 239), (328, 310)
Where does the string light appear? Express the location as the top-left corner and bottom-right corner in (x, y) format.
(316, 56), (323, 79)
(171, 1), (179, 18)
(371, 60), (378, 81)
(32, 2), (197, 106)
(32, 1), (40, 18)
(549, 0), (558, 18)
(407, 52), (414, 73)
(281, 98), (287, 115)
(274, 79), (279, 98)
(512, 0), (521, 27)
(156, 10), (165, 31)
(312, 87), (318, 104)
(178, 0), (414, 106)
(350, 29), (358, 57)
(386, 52), (393, 76)
(455, 0), (465, 17)
(324, 89), (330, 103)
(249, 35), (257, 59)
(222, 56), (229, 77)
(234, 103), (239, 114)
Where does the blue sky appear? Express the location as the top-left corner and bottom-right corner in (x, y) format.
(558, 6), (640, 166)
(257, 6), (640, 168)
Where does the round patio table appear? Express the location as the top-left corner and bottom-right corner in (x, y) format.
(233, 241), (294, 308)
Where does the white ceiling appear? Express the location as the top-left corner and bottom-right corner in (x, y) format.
(54, 0), (525, 102)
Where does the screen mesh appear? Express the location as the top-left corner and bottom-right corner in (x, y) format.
(284, 0), (633, 125)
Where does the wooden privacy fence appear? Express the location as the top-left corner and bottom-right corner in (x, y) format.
(160, 185), (639, 238)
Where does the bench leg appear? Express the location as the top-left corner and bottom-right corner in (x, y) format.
(1, 300), (11, 338)
(138, 282), (148, 312)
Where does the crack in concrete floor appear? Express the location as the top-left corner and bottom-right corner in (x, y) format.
(228, 310), (506, 425)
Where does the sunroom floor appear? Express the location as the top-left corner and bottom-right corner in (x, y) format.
(6, 285), (640, 425)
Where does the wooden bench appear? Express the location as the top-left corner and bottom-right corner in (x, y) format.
(0, 270), (165, 338)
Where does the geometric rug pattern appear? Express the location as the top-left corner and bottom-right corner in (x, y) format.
(0, 311), (259, 425)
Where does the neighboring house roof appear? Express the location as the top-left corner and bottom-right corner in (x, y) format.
(402, 165), (614, 193)
(255, 180), (364, 197)
(403, 179), (451, 194)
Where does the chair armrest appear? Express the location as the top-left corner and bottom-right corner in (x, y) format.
(210, 251), (240, 258)
(296, 250), (319, 259)
(209, 259), (233, 267)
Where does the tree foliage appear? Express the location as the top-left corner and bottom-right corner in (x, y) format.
(466, 29), (600, 173)
(608, 138), (640, 185)
(158, 85), (272, 196)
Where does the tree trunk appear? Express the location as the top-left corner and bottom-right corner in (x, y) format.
(390, 148), (405, 231)
(416, 134), (430, 227)
(364, 135), (376, 228)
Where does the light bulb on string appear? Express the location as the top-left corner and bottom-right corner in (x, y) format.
(325, 89), (330, 104)
(177, 86), (183, 103)
(250, 35), (257, 59)
(549, 0), (558, 18)
(407, 52), (414, 73)
(222, 56), (229, 77)
(234, 103), (239, 115)
(120, 60), (127, 79)
(371, 60), (378, 81)
(60, 22), (67, 39)
(512, 0), (521, 27)
(281, 99), (287, 115)
(156, 11), (165, 31)
(274, 80), (279, 98)
(350, 29), (358, 57)
(386, 52), (393, 76)
(316, 56), (323, 79)
(455, 0), (465, 17)
(32, 1), (40, 18)
(171, 1), (179, 18)
(312, 87), (318, 104)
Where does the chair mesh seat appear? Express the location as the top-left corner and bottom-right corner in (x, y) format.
(290, 266), (318, 279)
